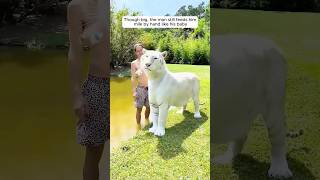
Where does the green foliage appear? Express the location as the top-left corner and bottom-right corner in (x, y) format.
(177, 38), (209, 65)
(111, 8), (142, 67)
(192, 38), (210, 65)
(191, 18), (207, 39)
(111, 2), (210, 66)
(139, 32), (157, 50)
(158, 32), (175, 62)
(158, 35), (210, 65)
(175, 2), (207, 19)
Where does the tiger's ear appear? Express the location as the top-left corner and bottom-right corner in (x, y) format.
(161, 51), (167, 58)
(142, 48), (147, 54)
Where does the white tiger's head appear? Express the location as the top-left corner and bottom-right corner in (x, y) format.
(140, 49), (168, 77)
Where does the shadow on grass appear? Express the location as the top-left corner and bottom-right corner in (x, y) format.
(156, 111), (208, 160)
(232, 154), (316, 180)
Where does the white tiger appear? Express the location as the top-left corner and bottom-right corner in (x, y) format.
(213, 34), (292, 178)
(140, 49), (202, 137)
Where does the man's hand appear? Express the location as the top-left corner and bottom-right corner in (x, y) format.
(73, 95), (89, 125)
(135, 69), (142, 77)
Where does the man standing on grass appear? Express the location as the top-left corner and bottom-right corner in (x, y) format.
(131, 43), (150, 126)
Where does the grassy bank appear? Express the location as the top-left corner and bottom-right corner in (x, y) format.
(213, 8), (320, 179)
(110, 64), (210, 179)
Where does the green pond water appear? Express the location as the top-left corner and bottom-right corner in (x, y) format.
(0, 47), (139, 179)
(110, 77), (149, 150)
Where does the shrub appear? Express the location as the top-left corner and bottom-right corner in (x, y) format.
(139, 32), (157, 50)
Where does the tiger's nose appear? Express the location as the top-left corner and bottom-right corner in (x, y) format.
(145, 63), (151, 67)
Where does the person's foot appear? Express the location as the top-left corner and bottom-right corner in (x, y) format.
(145, 118), (150, 125)
(136, 123), (142, 131)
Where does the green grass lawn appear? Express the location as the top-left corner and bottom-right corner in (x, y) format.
(213, 8), (320, 179)
(110, 64), (210, 179)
